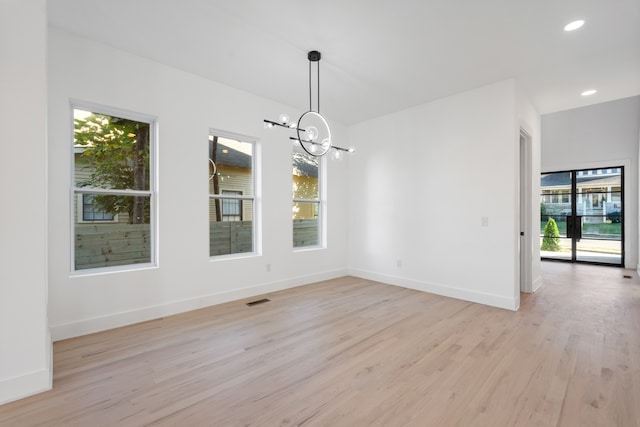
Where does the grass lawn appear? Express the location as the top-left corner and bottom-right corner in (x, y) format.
(540, 221), (621, 237)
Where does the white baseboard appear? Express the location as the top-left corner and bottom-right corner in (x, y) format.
(0, 368), (52, 406)
(348, 268), (518, 311)
(50, 269), (348, 341)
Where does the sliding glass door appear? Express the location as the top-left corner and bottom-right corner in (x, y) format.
(540, 167), (623, 266)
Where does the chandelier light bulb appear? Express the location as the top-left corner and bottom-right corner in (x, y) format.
(309, 143), (318, 153)
(264, 121), (274, 129)
(321, 138), (331, 149)
(306, 126), (319, 141)
(279, 113), (290, 124)
(331, 149), (343, 161)
(347, 147), (355, 153)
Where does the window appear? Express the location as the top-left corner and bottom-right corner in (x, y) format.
(72, 105), (155, 271)
(541, 189), (570, 204)
(611, 186), (622, 202)
(221, 190), (242, 221)
(292, 144), (322, 248)
(79, 194), (115, 222)
(209, 133), (255, 257)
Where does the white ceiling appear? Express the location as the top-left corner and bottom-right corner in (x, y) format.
(48, 0), (640, 125)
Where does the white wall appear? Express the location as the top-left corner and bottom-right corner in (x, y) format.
(347, 79), (533, 310)
(0, 0), (52, 405)
(47, 28), (350, 340)
(517, 84), (543, 293)
(541, 96), (640, 269)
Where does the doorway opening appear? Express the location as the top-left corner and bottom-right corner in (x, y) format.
(540, 167), (624, 266)
(519, 130), (532, 293)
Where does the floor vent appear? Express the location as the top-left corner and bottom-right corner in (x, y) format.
(623, 275), (632, 279)
(246, 298), (270, 306)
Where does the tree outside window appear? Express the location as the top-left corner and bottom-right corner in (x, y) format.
(72, 107), (154, 271)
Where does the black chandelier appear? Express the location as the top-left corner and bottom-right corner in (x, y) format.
(264, 50), (354, 160)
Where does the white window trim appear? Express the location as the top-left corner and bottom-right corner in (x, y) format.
(208, 128), (261, 260)
(70, 100), (158, 275)
(292, 149), (326, 251)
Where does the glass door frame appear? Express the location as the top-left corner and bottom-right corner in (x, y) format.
(540, 166), (624, 267)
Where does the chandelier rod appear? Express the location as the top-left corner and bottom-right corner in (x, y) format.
(289, 136), (353, 152)
(309, 60), (312, 112)
(308, 51), (321, 113)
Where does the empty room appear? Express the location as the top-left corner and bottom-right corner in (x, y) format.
(1, 0), (639, 426)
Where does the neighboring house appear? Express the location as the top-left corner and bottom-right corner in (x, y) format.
(208, 143), (320, 222)
(292, 151), (319, 220)
(540, 168), (622, 223)
(209, 139), (254, 222)
(74, 148), (129, 224)
(75, 137), (319, 226)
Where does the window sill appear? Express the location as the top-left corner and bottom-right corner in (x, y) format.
(209, 252), (259, 262)
(70, 262), (158, 278)
(293, 245), (325, 253)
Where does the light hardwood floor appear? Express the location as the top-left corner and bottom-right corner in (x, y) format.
(1, 262), (639, 426)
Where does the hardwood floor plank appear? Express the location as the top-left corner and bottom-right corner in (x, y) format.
(1, 264), (639, 426)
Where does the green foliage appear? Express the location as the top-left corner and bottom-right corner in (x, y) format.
(540, 202), (547, 217)
(75, 112), (150, 223)
(606, 211), (621, 223)
(540, 218), (561, 251)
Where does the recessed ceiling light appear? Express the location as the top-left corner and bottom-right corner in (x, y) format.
(581, 89), (597, 96)
(564, 20), (585, 31)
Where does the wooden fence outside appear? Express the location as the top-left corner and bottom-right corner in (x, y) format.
(210, 221), (253, 256)
(74, 219), (320, 269)
(210, 219), (318, 254)
(293, 219), (319, 247)
(75, 223), (151, 270)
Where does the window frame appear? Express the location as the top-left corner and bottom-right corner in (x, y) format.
(76, 193), (118, 223)
(70, 100), (158, 274)
(208, 129), (260, 259)
(221, 189), (243, 221)
(292, 145), (326, 250)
